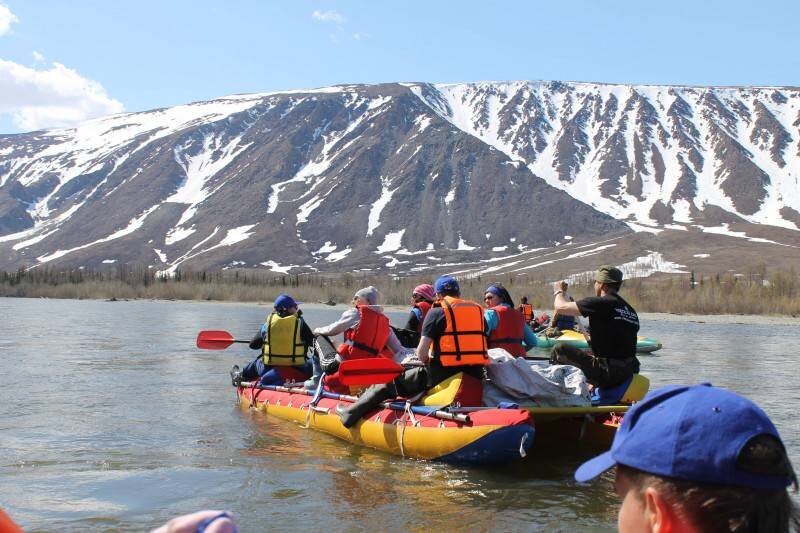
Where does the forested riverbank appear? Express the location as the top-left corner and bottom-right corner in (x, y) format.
(1, 265), (798, 316)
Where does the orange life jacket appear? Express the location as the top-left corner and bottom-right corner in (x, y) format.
(435, 296), (488, 366)
(413, 300), (432, 332)
(488, 305), (527, 357)
(519, 303), (533, 322)
(337, 305), (390, 360)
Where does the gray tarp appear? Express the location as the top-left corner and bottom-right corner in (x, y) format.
(483, 349), (591, 407)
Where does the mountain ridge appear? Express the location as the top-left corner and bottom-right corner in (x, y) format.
(1, 80), (798, 279)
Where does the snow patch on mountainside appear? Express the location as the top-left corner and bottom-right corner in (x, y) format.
(409, 81), (800, 232)
(36, 205), (160, 264)
(376, 229), (405, 253)
(367, 178), (397, 236)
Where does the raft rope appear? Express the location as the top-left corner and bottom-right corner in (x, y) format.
(304, 377), (327, 428)
(397, 408), (408, 457)
(519, 431), (529, 458)
(249, 380), (260, 410)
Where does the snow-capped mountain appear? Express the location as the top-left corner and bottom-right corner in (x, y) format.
(1, 81), (798, 279)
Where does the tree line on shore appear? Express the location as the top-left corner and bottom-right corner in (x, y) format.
(1, 264), (797, 316)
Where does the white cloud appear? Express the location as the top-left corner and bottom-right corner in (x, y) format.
(312, 10), (346, 24)
(0, 3), (19, 36)
(32, 50), (45, 63)
(0, 59), (124, 131)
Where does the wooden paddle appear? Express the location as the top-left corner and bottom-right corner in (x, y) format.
(337, 358), (405, 385)
(196, 330), (250, 350)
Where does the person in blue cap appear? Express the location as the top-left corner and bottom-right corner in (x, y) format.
(230, 293), (315, 386)
(335, 275), (489, 428)
(575, 383), (800, 532)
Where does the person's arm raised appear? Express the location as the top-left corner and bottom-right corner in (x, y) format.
(553, 281), (581, 317)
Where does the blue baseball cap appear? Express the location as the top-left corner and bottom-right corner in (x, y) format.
(434, 275), (459, 294)
(273, 293), (298, 310)
(575, 383), (792, 490)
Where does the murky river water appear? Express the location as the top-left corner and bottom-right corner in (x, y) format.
(1, 298), (799, 532)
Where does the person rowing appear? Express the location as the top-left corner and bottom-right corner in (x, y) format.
(575, 383), (800, 532)
(230, 293), (314, 387)
(312, 286), (404, 393)
(550, 265), (639, 389)
(483, 283), (538, 357)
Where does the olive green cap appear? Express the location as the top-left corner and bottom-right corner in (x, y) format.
(595, 265), (623, 284)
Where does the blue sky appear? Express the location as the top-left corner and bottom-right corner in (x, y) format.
(1, 0), (798, 133)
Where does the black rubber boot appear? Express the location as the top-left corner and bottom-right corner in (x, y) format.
(337, 383), (396, 429)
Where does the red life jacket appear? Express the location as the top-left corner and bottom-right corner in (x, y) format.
(337, 305), (390, 360)
(518, 303), (533, 322)
(436, 297), (488, 367)
(413, 300), (432, 332)
(488, 305), (527, 357)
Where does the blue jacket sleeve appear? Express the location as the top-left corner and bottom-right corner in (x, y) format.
(522, 323), (538, 351)
(484, 309), (498, 335)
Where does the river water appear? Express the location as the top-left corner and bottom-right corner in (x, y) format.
(1, 298), (799, 532)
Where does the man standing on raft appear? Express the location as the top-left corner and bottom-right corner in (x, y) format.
(550, 265), (640, 389)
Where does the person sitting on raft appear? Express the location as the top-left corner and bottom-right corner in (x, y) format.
(403, 283), (435, 333)
(312, 286), (405, 392)
(231, 293), (314, 387)
(549, 265), (640, 389)
(575, 383), (800, 532)
(336, 275), (488, 429)
(548, 281), (576, 331)
(483, 283), (538, 357)
(517, 296), (534, 324)
(531, 311), (550, 332)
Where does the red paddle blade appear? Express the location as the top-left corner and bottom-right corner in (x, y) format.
(196, 330), (236, 349)
(338, 358), (404, 385)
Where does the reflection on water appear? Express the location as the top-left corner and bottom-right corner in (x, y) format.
(1, 297), (798, 532)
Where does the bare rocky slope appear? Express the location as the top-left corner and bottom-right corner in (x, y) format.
(1, 81), (798, 279)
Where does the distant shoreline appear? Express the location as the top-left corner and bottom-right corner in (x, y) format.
(13, 296), (794, 326)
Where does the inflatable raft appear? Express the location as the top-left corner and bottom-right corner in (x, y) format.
(520, 373), (649, 452)
(235, 382), (535, 465)
(535, 329), (662, 353)
(233, 373), (648, 463)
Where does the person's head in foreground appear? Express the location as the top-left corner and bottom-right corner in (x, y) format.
(575, 383), (800, 533)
